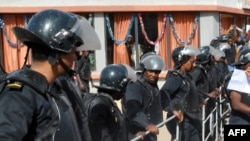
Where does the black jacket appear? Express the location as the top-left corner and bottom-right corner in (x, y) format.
(161, 70), (202, 126)
(84, 92), (127, 141)
(0, 69), (59, 141)
(51, 76), (90, 141)
(123, 74), (163, 140)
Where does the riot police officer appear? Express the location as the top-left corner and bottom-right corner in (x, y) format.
(188, 45), (222, 141)
(189, 46), (221, 99)
(0, 9), (99, 141)
(160, 46), (202, 141)
(122, 52), (165, 141)
(83, 64), (137, 141)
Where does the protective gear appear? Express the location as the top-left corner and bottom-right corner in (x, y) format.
(172, 46), (200, 69)
(218, 34), (229, 42)
(122, 73), (163, 141)
(52, 76), (91, 141)
(94, 64), (136, 92)
(233, 48), (250, 66)
(12, 9), (101, 53)
(196, 45), (220, 64)
(214, 49), (226, 59)
(0, 69), (60, 141)
(12, 9), (101, 76)
(217, 42), (231, 52)
(140, 52), (165, 71)
(77, 17), (101, 51)
(161, 70), (202, 141)
(140, 51), (156, 60)
(196, 46), (212, 64)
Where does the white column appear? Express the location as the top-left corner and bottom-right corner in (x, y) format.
(93, 13), (106, 73)
(199, 12), (220, 46)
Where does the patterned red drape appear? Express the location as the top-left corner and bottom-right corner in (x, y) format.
(169, 12), (199, 68)
(158, 13), (168, 69)
(2, 15), (31, 73)
(113, 13), (131, 65)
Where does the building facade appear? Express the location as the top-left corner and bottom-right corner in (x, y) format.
(1, 1), (250, 140)
(1, 0), (250, 78)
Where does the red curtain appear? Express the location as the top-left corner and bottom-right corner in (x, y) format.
(2, 15), (31, 73)
(113, 13), (131, 65)
(169, 13), (199, 68)
(158, 13), (168, 69)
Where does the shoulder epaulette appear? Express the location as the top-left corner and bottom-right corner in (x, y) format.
(171, 71), (178, 75)
(6, 81), (23, 89)
(167, 70), (178, 75)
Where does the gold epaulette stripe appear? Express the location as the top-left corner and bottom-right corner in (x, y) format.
(7, 82), (22, 88)
(172, 72), (178, 75)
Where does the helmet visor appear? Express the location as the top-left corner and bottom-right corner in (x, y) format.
(74, 16), (101, 51)
(121, 64), (137, 82)
(212, 47), (225, 58)
(181, 46), (200, 56)
(218, 42), (230, 52)
(234, 52), (250, 66)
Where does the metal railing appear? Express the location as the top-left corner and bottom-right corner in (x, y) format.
(130, 94), (231, 141)
(202, 95), (231, 141)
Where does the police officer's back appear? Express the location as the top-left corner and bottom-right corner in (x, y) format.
(189, 46), (220, 101)
(0, 9), (97, 141)
(83, 64), (137, 141)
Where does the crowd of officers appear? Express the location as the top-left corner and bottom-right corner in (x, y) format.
(0, 8), (249, 141)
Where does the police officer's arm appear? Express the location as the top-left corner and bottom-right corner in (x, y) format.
(230, 90), (250, 115)
(161, 73), (185, 112)
(160, 73), (184, 122)
(0, 90), (38, 140)
(89, 102), (113, 141)
(188, 68), (207, 105)
(189, 68), (217, 102)
(124, 83), (159, 134)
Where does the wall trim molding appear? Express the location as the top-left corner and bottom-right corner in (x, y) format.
(1, 5), (250, 15)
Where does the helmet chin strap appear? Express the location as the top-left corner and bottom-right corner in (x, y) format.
(58, 57), (76, 77)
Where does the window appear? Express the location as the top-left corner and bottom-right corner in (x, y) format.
(105, 12), (158, 70)
(77, 13), (97, 71)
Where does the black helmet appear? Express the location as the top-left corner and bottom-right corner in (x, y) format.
(216, 42), (231, 53)
(12, 9), (101, 53)
(233, 49), (250, 67)
(218, 34), (229, 42)
(95, 64), (137, 92)
(140, 52), (165, 71)
(196, 45), (218, 64)
(172, 46), (200, 69)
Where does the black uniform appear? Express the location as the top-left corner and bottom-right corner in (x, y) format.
(189, 64), (217, 141)
(189, 64), (210, 100)
(51, 76), (91, 141)
(84, 92), (127, 141)
(123, 74), (163, 141)
(75, 55), (92, 92)
(0, 68), (59, 141)
(216, 60), (229, 84)
(217, 59), (230, 98)
(225, 43), (237, 65)
(160, 70), (202, 141)
(0, 64), (7, 81)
